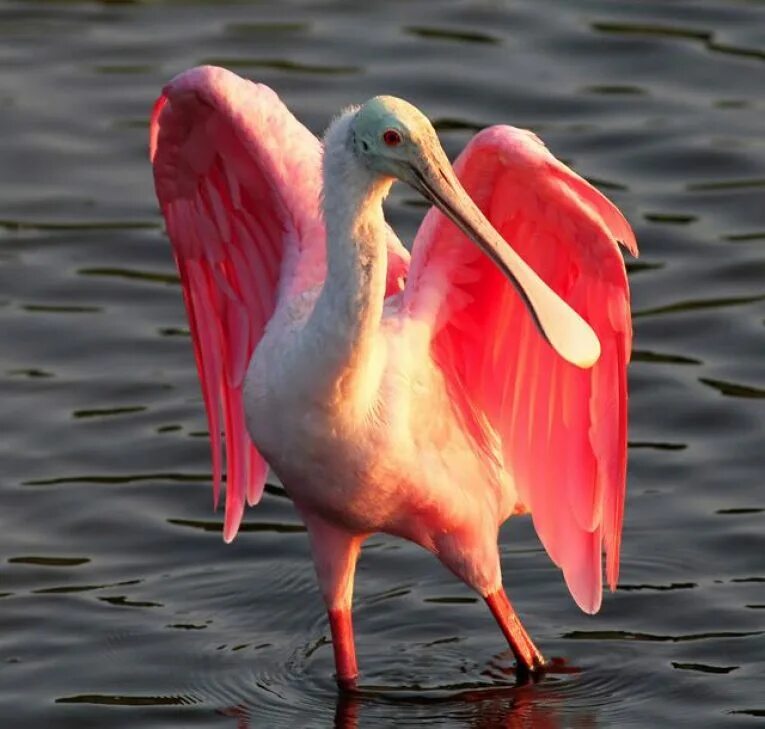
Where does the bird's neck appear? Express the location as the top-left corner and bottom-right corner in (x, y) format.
(306, 118), (391, 409)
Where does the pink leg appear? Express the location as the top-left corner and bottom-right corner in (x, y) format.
(302, 514), (365, 690)
(485, 587), (545, 674)
(328, 607), (358, 690)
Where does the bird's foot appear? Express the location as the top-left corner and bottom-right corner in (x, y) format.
(336, 673), (359, 694)
(513, 653), (547, 685)
(485, 588), (547, 683)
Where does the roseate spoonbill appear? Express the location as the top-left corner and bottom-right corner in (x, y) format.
(150, 66), (637, 689)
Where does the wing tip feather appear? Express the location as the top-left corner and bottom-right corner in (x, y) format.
(149, 94), (167, 163)
(567, 564), (603, 615)
(617, 236), (639, 258)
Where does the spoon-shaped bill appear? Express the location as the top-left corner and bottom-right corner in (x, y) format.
(409, 159), (601, 369)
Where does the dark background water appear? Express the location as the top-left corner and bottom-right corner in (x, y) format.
(1, 0), (763, 726)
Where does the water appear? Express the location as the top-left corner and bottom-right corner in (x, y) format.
(1, 0), (763, 726)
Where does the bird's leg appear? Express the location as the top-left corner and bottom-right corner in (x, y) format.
(434, 531), (544, 678)
(328, 605), (358, 692)
(485, 587), (545, 676)
(303, 515), (365, 691)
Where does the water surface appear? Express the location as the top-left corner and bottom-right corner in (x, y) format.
(1, 0), (763, 726)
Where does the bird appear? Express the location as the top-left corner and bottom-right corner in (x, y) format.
(150, 65), (637, 690)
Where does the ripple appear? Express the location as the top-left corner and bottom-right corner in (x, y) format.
(8, 556), (90, 567)
(33, 578), (141, 595)
(688, 178), (765, 192)
(730, 577), (765, 584)
(585, 176), (629, 191)
(200, 58), (360, 75)
(725, 231), (765, 243)
(98, 595), (163, 608)
(77, 266), (179, 286)
(671, 661), (738, 674)
(56, 693), (199, 706)
(5, 368), (54, 378)
(432, 117), (483, 132)
(424, 596), (479, 605)
(225, 21), (310, 37)
(644, 212), (698, 225)
(699, 378), (765, 399)
(730, 709), (765, 718)
(364, 585), (413, 605)
(583, 84), (647, 96)
(0, 218), (158, 231)
(72, 405), (147, 419)
(628, 441), (687, 451)
(158, 326), (189, 337)
(617, 582), (697, 592)
(93, 64), (153, 75)
(167, 518), (305, 535)
(632, 349), (702, 365)
(156, 424), (182, 433)
(715, 507), (763, 515)
(626, 260), (664, 275)
(24, 472), (210, 486)
(404, 26), (500, 45)
(592, 21), (711, 42)
(22, 304), (101, 314)
(563, 629), (764, 643)
(591, 21), (765, 62)
(634, 292), (765, 318)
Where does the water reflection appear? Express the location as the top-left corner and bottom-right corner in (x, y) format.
(329, 686), (574, 729)
(217, 680), (588, 729)
(209, 655), (591, 728)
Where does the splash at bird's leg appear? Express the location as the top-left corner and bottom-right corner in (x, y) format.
(302, 514), (366, 691)
(485, 587), (546, 680)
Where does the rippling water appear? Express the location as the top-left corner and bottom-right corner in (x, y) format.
(1, 0), (763, 726)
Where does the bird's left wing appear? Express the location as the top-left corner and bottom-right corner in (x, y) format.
(150, 66), (328, 541)
(404, 126), (637, 613)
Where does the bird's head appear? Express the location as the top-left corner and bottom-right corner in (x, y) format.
(347, 96), (601, 370)
(350, 96), (446, 183)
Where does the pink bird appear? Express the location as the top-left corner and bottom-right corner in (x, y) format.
(150, 66), (637, 689)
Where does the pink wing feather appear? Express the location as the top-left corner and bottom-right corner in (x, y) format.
(151, 67), (325, 541)
(150, 66), (409, 543)
(405, 126), (637, 613)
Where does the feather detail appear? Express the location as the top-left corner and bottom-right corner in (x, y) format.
(405, 125), (636, 612)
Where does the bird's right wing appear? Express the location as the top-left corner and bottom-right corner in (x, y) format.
(403, 126), (636, 613)
(150, 66), (327, 542)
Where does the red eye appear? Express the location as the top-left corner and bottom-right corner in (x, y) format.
(383, 129), (402, 146)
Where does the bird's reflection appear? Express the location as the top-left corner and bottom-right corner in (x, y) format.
(334, 680), (580, 729)
(218, 657), (594, 729)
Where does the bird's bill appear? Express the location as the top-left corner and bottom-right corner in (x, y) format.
(408, 158), (601, 369)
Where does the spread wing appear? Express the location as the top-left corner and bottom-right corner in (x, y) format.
(150, 66), (409, 542)
(151, 65), (325, 543)
(404, 126), (637, 613)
